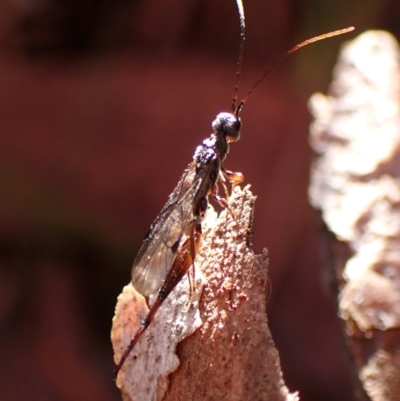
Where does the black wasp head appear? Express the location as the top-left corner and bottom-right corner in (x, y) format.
(212, 112), (241, 143)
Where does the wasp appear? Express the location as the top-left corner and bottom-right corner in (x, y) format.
(114, 106), (245, 375)
(114, 0), (353, 375)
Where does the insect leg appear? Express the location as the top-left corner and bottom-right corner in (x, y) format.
(221, 165), (244, 187)
(218, 172), (231, 200)
(188, 196), (208, 298)
(212, 181), (236, 220)
(212, 166), (244, 216)
(213, 169), (248, 230)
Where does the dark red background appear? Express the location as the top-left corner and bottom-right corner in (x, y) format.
(0, 1), (398, 400)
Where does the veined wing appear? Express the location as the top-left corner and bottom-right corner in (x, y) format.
(131, 160), (210, 296)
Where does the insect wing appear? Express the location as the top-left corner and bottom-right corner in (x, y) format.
(131, 162), (205, 296)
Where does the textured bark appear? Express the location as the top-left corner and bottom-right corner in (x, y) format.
(112, 186), (298, 401)
(309, 30), (400, 401)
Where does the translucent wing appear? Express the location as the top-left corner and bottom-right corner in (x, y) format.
(131, 161), (209, 296)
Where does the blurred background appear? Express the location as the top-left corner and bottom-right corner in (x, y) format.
(0, 0), (399, 400)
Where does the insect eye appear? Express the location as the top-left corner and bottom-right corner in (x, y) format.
(226, 117), (241, 142)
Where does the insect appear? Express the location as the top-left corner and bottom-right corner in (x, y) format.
(114, 0), (354, 376)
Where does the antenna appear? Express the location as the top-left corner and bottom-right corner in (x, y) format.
(231, 0), (245, 113)
(233, 26), (355, 116)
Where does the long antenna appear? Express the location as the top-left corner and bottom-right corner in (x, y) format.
(234, 26), (355, 116)
(231, 0), (245, 113)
